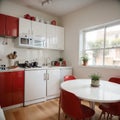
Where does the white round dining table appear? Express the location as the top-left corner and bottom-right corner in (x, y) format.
(61, 79), (120, 105)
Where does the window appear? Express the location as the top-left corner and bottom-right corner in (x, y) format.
(79, 20), (120, 67)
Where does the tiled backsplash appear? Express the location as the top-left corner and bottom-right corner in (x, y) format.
(0, 37), (62, 67)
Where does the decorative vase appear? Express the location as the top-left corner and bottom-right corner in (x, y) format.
(9, 59), (15, 67)
(91, 79), (100, 87)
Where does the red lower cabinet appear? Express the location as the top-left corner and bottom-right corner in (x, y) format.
(12, 71), (24, 105)
(0, 71), (24, 107)
(0, 72), (12, 107)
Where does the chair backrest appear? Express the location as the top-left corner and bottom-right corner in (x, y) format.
(60, 89), (82, 119)
(64, 75), (76, 81)
(108, 77), (120, 115)
(109, 77), (120, 84)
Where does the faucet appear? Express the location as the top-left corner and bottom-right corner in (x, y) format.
(46, 57), (51, 66)
(43, 57), (51, 66)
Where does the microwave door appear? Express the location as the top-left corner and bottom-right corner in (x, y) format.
(21, 38), (29, 44)
(19, 37), (33, 47)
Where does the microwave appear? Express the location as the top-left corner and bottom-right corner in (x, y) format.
(18, 36), (33, 47)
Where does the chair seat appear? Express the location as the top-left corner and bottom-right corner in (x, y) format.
(81, 104), (95, 119)
(99, 103), (120, 116)
(65, 104), (95, 119)
(98, 77), (120, 120)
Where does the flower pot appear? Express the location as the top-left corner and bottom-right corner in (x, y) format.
(59, 61), (62, 66)
(91, 79), (100, 87)
(82, 61), (88, 66)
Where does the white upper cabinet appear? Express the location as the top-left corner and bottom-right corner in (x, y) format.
(19, 18), (46, 37)
(46, 24), (64, 50)
(19, 18), (31, 37)
(46, 24), (56, 49)
(56, 26), (64, 50)
(32, 21), (47, 48)
(19, 18), (64, 50)
(32, 21), (46, 37)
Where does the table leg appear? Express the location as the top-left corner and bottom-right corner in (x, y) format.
(89, 102), (95, 120)
(89, 102), (95, 110)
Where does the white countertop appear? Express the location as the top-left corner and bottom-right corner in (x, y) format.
(0, 67), (24, 72)
(0, 66), (72, 72)
(25, 66), (72, 70)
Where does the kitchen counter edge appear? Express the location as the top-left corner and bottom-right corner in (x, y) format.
(0, 66), (72, 72)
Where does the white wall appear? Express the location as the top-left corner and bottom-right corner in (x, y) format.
(62, 0), (120, 80)
(0, 0), (62, 67)
(0, 0), (61, 25)
(0, 37), (62, 67)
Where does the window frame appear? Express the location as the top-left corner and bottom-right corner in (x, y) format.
(79, 19), (120, 68)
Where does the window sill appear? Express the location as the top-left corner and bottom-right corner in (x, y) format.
(79, 65), (120, 69)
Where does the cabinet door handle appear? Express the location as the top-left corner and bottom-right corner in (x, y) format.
(44, 73), (46, 80)
(46, 73), (49, 80)
(47, 73), (49, 80)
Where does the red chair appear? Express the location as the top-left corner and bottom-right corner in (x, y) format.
(58, 75), (76, 120)
(109, 77), (120, 83)
(98, 77), (120, 120)
(64, 75), (76, 81)
(59, 89), (95, 120)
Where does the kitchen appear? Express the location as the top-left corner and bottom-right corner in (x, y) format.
(0, 0), (72, 119)
(0, 0), (120, 120)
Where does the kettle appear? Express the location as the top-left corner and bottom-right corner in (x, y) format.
(33, 62), (38, 67)
(30, 62), (38, 67)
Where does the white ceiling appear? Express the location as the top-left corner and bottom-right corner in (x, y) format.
(12, 0), (100, 17)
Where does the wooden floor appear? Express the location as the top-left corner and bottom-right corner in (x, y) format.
(4, 99), (118, 120)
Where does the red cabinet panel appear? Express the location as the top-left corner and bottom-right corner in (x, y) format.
(0, 71), (24, 107)
(0, 14), (5, 36)
(12, 71), (24, 105)
(6, 15), (18, 37)
(0, 14), (18, 37)
(0, 72), (12, 107)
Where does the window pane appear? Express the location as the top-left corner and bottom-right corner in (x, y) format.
(106, 25), (120, 48)
(104, 48), (120, 66)
(80, 21), (120, 67)
(85, 50), (103, 65)
(85, 29), (104, 49)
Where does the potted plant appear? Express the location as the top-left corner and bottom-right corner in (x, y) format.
(58, 58), (63, 66)
(81, 54), (88, 66)
(89, 73), (101, 87)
